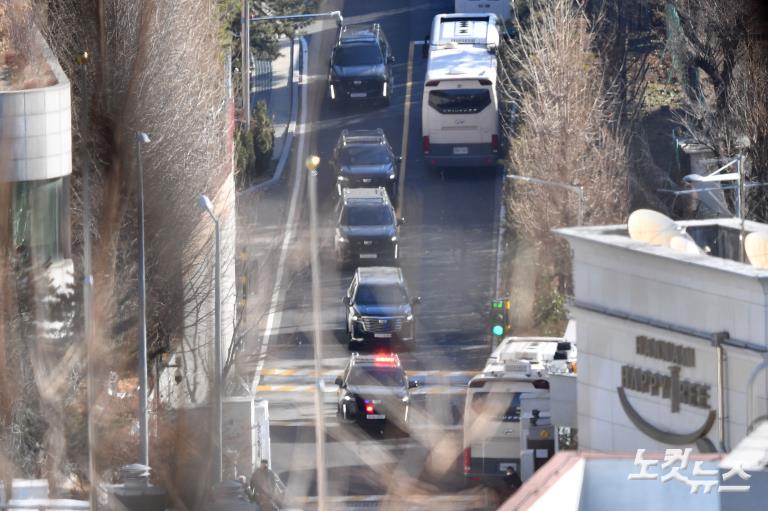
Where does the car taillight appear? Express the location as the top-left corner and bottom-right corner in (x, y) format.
(491, 134), (499, 153)
(463, 447), (472, 475)
(365, 404), (375, 414)
(422, 136), (430, 154)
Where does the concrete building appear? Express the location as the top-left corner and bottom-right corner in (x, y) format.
(1, 29), (72, 268)
(1, 24), (75, 343)
(556, 216), (768, 455)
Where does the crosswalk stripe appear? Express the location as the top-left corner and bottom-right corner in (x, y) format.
(254, 384), (466, 395)
(258, 368), (477, 378)
(285, 494), (484, 506)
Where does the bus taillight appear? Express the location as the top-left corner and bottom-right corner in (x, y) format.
(463, 447), (472, 475)
(491, 134), (499, 153)
(422, 136), (430, 154)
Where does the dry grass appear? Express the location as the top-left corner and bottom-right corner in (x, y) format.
(0, 2), (55, 90)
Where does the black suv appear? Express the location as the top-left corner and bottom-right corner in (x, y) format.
(335, 188), (402, 267)
(328, 23), (395, 106)
(343, 266), (420, 348)
(335, 353), (417, 431)
(332, 129), (401, 203)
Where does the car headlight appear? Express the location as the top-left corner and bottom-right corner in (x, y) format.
(401, 396), (410, 404)
(351, 313), (360, 321)
(388, 174), (396, 180)
(405, 314), (413, 321)
(336, 230), (348, 243)
(337, 175), (348, 181)
(391, 236), (397, 242)
(343, 395), (353, 401)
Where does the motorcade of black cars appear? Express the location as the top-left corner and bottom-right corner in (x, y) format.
(343, 266), (420, 349)
(335, 352), (418, 433)
(335, 187), (402, 268)
(331, 129), (401, 204)
(328, 23), (395, 106)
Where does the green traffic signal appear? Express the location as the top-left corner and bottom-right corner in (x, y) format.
(492, 324), (504, 336)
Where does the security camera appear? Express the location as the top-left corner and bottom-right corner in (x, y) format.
(174, 369), (183, 384)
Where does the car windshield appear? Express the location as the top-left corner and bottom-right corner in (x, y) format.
(470, 392), (522, 422)
(342, 205), (393, 226)
(355, 283), (407, 306)
(342, 145), (392, 166)
(334, 44), (384, 66)
(348, 365), (405, 387)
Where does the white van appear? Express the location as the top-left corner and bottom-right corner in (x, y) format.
(454, 0), (513, 24)
(462, 335), (576, 485)
(421, 13), (500, 168)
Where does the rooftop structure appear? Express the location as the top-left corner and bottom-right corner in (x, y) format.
(556, 214), (768, 456)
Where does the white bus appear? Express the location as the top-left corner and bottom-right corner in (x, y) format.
(462, 336), (576, 486)
(421, 13), (501, 168)
(454, 0), (513, 25)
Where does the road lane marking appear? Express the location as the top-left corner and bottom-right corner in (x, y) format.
(250, 37), (309, 394)
(397, 40), (415, 216)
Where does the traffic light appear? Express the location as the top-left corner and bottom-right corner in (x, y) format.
(491, 299), (507, 337)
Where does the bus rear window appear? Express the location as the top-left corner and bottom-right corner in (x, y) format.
(470, 392), (521, 422)
(428, 89), (491, 114)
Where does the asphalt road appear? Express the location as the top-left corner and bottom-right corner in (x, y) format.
(237, 1), (503, 507)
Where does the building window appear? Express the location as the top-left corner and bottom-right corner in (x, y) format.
(12, 176), (70, 265)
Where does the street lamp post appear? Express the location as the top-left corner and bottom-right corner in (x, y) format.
(197, 194), (223, 483)
(683, 156), (745, 260)
(136, 131), (151, 467)
(506, 174), (585, 226)
(305, 155), (328, 511)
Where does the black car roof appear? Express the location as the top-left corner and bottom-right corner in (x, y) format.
(356, 266), (403, 284)
(339, 23), (380, 43)
(343, 187), (389, 200)
(340, 129), (387, 146)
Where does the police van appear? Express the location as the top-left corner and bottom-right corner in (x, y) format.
(421, 13), (501, 168)
(462, 335), (576, 487)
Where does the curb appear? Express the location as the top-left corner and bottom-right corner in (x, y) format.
(244, 35), (305, 193)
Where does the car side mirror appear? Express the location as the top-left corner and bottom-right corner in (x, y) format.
(422, 36), (429, 58)
(343, 296), (350, 306)
(397, 217), (405, 226)
(387, 55), (396, 64)
(411, 296), (421, 305)
(335, 376), (343, 387)
(408, 379), (418, 389)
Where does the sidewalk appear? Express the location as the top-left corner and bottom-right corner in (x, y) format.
(251, 36), (295, 164)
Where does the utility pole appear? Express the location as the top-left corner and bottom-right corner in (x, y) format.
(135, 132), (151, 466)
(242, 0), (251, 130)
(197, 195), (223, 483)
(78, 49), (98, 511)
(739, 155), (746, 263)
